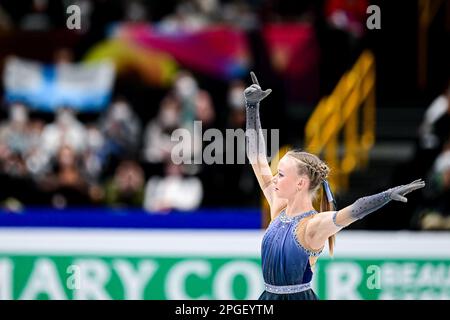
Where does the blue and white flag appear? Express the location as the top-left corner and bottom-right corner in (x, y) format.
(3, 57), (115, 112)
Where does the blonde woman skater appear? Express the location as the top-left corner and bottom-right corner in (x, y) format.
(244, 71), (425, 300)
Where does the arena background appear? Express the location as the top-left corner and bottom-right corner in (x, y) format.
(0, 0), (449, 300)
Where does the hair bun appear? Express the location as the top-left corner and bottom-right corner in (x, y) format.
(304, 158), (329, 180)
(318, 163), (330, 180)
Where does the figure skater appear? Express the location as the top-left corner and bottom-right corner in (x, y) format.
(244, 71), (425, 300)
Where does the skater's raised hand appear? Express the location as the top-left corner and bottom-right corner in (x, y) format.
(244, 72), (272, 105)
(244, 71), (283, 217)
(387, 179), (426, 203)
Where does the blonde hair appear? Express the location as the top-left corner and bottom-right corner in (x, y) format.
(286, 149), (335, 256)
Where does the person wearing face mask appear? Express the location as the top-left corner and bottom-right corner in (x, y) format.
(0, 103), (31, 157)
(171, 71), (215, 166)
(142, 94), (183, 164)
(173, 70), (216, 127)
(40, 107), (88, 158)
(0, 103), (48, 206)
(174, 71), (199, 127)
(82, 125), (106, 183)
(99, 97), (142, 158)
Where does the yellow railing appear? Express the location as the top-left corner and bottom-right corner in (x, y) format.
(304, 50), (376, 194)
(417, 0), (445, 89)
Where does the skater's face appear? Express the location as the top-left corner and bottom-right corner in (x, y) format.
(274, 155), (309, 199)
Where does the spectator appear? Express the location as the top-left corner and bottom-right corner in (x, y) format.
(0, 103), (32, 159)
(143, 94), (182, 164)
(0, 104), (46, 205)
(124, 0), (148, 22)
(19, 0), (53, 31)
(195, 89), (216, 128)
(54, 47), (75, 65)
(221, 1), (257, 29)
(40, 107), (88, 158)
(99, 97), (142, 159)
(1, 152), (28, 178)
(325, 0), (368, 39)
(82, 124), (107, 184)
(415, 138), (450, 230)
(144, 160), (203, 213)
(104, 160), (145, 207)
(174, 71), (215, 127)
(408, 83), (450, 180)
(0, 4), (12, 31)
(23, 119), (50, 178)
(143, 70), (213, 167)
(158, 0), (215, 32)
(418, 84), (450, 152)
(173, 70), (214, 167)
(38, 145), (91, 208)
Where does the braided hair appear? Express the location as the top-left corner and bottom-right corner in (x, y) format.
(286, 149), (336, 256)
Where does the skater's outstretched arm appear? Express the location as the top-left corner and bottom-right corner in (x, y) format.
(244, 72), (286, 219)
(304, 179), (426, 250)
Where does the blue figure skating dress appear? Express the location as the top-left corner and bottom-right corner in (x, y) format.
(259, 209), (322, 300)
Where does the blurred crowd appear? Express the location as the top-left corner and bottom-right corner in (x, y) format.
(0, 0), (367, 33)
(0, 69), (257, 212)
(411, 83), (450, 230)
(1, 0), (365, 213)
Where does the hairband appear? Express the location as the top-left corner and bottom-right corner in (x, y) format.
(322, 179), (337, 210)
